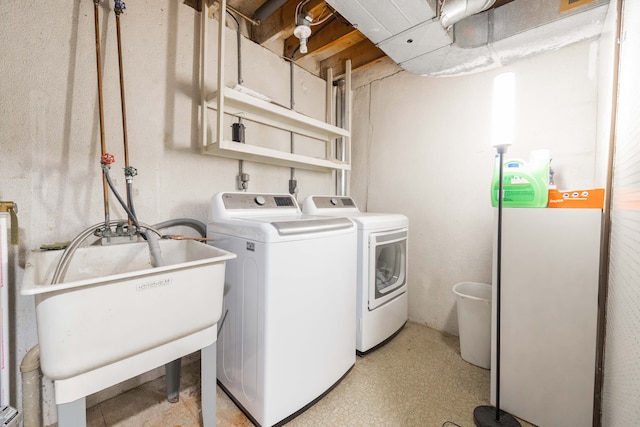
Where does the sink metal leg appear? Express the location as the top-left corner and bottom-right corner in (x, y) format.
(165, 357), (182, 402)
(201, 342), (216, 427)
(57, 397), (86, 427)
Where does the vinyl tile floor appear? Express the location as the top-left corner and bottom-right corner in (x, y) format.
(83, 322), (536, 427)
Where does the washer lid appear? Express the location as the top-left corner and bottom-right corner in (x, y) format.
(207, 215), (354, 242)
(271, 217), (353, 235)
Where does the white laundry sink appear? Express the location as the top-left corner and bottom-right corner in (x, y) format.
(21, 239), (235, 403)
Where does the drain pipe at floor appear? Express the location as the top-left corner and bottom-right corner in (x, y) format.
(20, 345), (41, 427)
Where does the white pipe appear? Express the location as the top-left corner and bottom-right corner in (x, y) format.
(0, 212), (10, 405)
(20, 345), (41, 427)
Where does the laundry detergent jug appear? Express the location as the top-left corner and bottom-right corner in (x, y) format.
(491, 149), (550, 208)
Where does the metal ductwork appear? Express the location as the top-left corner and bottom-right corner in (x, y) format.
(440, 0), (496, 29)
(324, 0), (610, 77)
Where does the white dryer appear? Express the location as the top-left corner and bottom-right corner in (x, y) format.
(302, 195), (408, 355)
(207, 192), (357, 427)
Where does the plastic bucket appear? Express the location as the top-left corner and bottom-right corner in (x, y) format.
(453, 282), (492, 369)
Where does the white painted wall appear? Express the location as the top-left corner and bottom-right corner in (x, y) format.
(0, 1), (335, 424)
(350, 40), (602, 334)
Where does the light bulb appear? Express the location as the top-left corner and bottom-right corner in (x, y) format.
(492, 72), (515, 149)
(293, 24), (311, 40)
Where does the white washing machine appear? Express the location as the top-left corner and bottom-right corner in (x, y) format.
(207, 192), (357, 427)
(302, 196), (408, 355)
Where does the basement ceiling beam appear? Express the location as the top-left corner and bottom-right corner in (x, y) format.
(320, 39), (387, 78)
(252, 0), (324, 45)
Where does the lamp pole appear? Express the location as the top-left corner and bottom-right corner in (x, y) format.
(474, 72), (521, 427)
(473, 145), (521, 427)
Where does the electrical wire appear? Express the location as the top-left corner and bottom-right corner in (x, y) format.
(442, 422), (462, 427)
(295, 0), (311, 21)
(310, 7), (334, 26)
(295, 0), (333, 26)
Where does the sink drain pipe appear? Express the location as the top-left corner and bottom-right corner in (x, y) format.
(20, 345), (41, 427)
(151, 218), (208, 403)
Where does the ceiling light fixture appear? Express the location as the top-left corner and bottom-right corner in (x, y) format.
(294, 12), (313, 54)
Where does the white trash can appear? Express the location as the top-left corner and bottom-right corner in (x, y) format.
(453, 282), (492, 369)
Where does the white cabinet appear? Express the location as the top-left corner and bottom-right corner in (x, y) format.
(199, 0), (351, 172)
(491, 208), (601, 427)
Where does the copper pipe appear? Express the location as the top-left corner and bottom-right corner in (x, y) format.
(114, 9), (129, 169)
(114, 5), (133, 226)
(93, 0), (110, 230)
(225, 3), (260, 26)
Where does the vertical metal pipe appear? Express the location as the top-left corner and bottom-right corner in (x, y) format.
(289, 60), (297, 193)
(114, 2), (133, 227)
(336, 79), (346, 195)
(231, 11), (247, 190)
(216, 0), (227, 147)
(93, 0), (110, 231)
(236, 16), (242, 85)
(334, 60), (351, 196)
(199, 0), (208, 150)
(115, 7), (129, 170)
(495, 147), (505, 421)
(344, 60), (351, 194)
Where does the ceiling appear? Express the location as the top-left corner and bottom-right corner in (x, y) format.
(186, 0), (516, 78)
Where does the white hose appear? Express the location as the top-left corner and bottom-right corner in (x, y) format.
(20, 345), (41, 427)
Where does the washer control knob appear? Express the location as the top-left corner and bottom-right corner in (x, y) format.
(254, 195), (266, 206)
(330, 198), (338, 206)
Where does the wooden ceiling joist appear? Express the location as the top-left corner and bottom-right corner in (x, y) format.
(252, 0), (324, 45)
(320, 39), (387, 78)
(284, 16), (356, 59)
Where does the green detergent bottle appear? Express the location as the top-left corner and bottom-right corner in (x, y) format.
(491, 149), (550, 207)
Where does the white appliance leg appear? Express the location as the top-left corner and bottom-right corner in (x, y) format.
(57, 397), (86, 427)
(201, 341), (216, 427)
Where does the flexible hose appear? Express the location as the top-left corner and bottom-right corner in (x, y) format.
(102, 164), (139, 229)
(51, 221), (161, 284)
(126, 180), (138, 221)
(152, 218), (207, 238)
(143, 230), (164, 268)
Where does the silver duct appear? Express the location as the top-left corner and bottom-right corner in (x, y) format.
(440, 0), (496, 29)
(326, 0), (610, 77)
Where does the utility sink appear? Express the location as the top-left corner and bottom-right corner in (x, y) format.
(21, 239), (235, 404)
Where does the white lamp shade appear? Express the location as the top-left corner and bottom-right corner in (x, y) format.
(492, 72), (515, 148)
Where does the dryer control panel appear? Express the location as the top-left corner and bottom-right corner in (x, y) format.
(303, 196), (359, 212)
(221, 193), (297, 210)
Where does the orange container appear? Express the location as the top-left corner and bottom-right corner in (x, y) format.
(548, 188), (604, 209)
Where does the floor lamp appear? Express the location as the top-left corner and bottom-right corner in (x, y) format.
(474, 72), (521, 427)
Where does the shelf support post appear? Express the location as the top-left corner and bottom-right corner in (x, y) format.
(216, 0), (227, 146)
(199, 0), (209, 150)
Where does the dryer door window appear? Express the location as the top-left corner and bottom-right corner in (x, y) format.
(369, 229), (407, 310)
